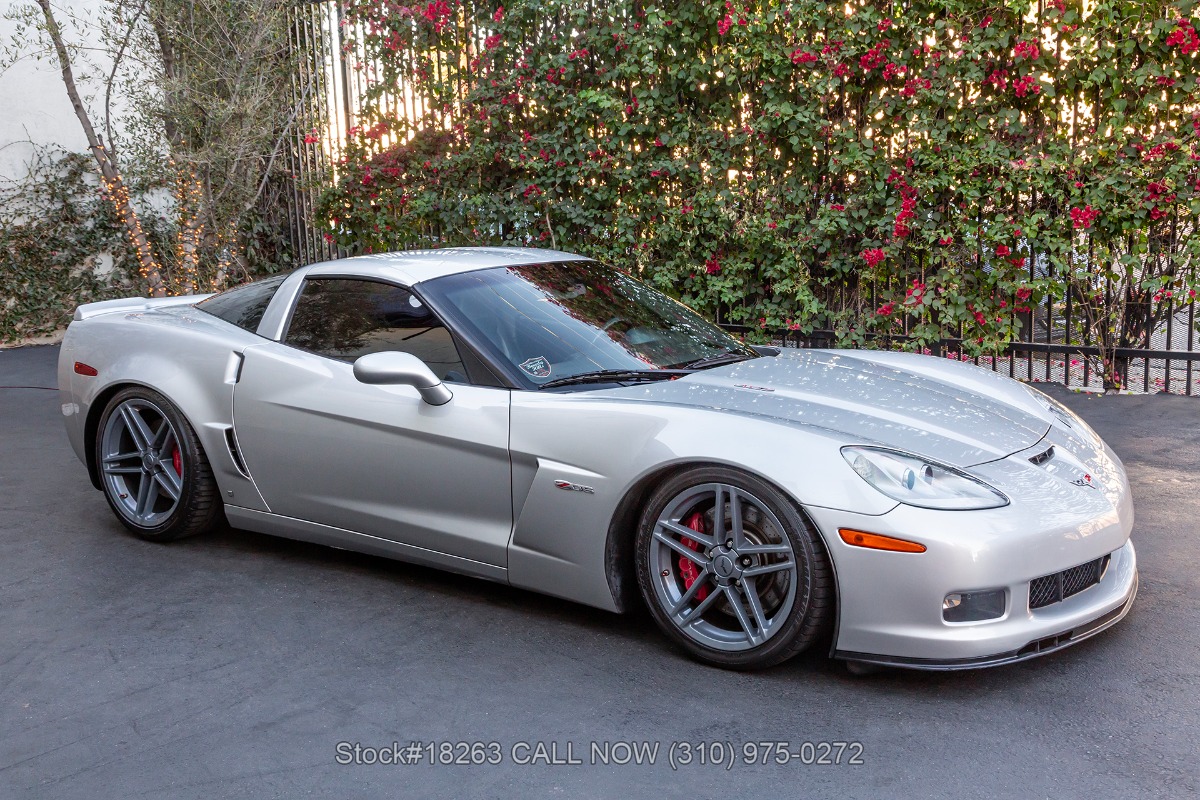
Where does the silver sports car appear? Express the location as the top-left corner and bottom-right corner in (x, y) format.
(58, 247), (1137, 671)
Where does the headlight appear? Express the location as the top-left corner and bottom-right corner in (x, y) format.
(841, 446), (1009, 510)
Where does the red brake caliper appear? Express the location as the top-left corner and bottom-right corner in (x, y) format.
(678, 512), (709, 601)
(171, 444), (182, 476)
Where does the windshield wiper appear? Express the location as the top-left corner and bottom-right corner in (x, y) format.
(683, 351), (757, 370)
(538, 369), (693, 390)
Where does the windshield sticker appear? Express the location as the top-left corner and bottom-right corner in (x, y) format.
(519, 356), (552, 379)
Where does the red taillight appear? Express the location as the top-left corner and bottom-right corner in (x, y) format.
(73, 362), (98, 376)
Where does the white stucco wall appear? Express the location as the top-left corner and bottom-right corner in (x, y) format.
(0, 0), (113, 182)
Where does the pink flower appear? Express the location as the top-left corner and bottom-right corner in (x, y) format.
(878, 18), (892, 33)
(493, 6), (504, 22)
(717, 14), (733, 36)
(791, 48), (818, 64)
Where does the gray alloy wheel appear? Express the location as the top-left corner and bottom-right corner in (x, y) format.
(636, 466), (832, 669)
(95, 387), (221, 541)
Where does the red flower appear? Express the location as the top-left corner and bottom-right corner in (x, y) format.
(1013, 40), (1040, 60)
(1070, 205), (1100, 229)
(493, 6), (504, 22)
(996, 245), (1011, 256)
(861, 248), (886, 267)
(767, 221), (777, 229)
(1013, 76), (1041, 97)
(717, 14), (733, 36)
(830, 203), (845, 211)
(303, 133), (319, 144)
(1166, 18), (1200, 54)
(484, 34), (503, 50)
(705, 258), (721, 274)
(980, 15), (993, 28)
(860, 41), (889, 71)
(878, 18), (892, 33)
(791, 48), (818, 64)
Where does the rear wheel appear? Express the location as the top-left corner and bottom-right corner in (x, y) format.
(95, 387), (221, 542)
(635, 466), (832, 670)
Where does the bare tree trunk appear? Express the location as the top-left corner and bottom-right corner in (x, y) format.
(36, 0), (166, 296)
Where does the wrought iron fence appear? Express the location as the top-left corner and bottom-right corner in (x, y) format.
(285, 1), (1200, 396)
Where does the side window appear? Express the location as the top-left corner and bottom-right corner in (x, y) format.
(195, 275), (286, 333)
(284, 278), (466, 381)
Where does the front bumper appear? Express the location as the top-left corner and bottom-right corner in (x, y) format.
(806, 439), (1137, 669)
(836, 560), (1137, 670)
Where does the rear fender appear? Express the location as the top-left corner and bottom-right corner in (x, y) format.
(67, 308), (268, 511)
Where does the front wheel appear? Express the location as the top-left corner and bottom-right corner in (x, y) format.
(95, 387), (221, 542)
(635, 466), (833, 670)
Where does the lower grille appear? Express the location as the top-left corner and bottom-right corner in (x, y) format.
(1029, 555), (1110, 609)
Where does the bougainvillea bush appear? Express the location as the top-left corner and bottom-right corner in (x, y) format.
(317, 0), (1200, 388)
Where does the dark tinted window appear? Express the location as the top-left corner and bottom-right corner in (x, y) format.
(196, 275), (286, 333)
(285, 278), (465, 381)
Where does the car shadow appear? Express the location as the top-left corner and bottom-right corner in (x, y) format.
(140, 518), (1134, 696)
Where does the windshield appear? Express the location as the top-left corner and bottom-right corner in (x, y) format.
(421, 262), (757, 388)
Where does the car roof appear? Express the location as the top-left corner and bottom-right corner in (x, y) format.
(299, 246), (593, 286)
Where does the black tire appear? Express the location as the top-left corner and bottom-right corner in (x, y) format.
(94, 386), (222, 542)
(635, 465), (833, 670)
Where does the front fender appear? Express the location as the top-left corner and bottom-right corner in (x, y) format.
(506, 392), (894, 611)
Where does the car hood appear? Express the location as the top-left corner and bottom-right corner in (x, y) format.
(600, 349), (1053, 468)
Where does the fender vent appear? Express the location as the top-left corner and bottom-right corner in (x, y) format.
(1028, 446), (1055, 466)
(224, 427), (250, 478)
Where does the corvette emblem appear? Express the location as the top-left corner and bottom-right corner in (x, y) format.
(554, 480), (595, 494)
(520, 356), (552, 378)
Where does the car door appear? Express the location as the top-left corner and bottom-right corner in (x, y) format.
(231, 276), (513, 569)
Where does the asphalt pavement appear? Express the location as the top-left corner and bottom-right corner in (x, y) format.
(2, 344), (1197, 799)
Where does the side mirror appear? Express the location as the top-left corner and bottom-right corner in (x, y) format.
(352, 351), (453, 406)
